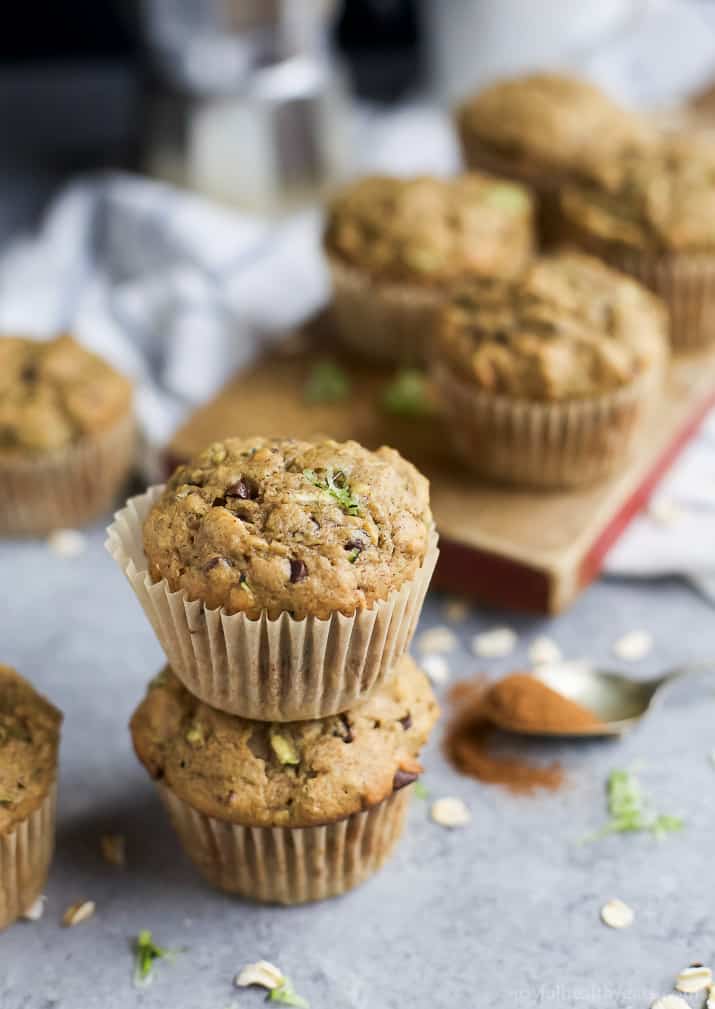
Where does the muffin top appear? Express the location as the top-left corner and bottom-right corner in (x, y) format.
(324, 174), (533, 285)
(456, 72), (651, 174)
(131, 655), (439, 828)
(0, 665), (62, 835)
(0, 335), (132, 456)
(561, 134), (715, 252)
(435, 251), (667, 401)
(143, 436), (433, 619)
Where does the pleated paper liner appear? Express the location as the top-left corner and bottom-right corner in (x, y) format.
(0, 785), (56, 930)
(556, 219), (715, 354)
(0, 410), (136, 536)
(328, 257), (443, 367)
(159, 783), (411, 905)
(106, 486), (439, 721)
(454, 127), (563, 246)
(431, 359), (663, 490)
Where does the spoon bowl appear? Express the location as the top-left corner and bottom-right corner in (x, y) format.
(514, 660), (698, 738)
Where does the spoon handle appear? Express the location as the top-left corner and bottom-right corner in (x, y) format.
(658, 660), (715, 688)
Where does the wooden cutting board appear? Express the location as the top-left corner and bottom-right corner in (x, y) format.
(168, 320), (715, 614)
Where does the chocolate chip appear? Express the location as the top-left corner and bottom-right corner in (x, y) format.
(226, 477), (259, 500)
(20, 363), (38, 383)
(344, 538), (364, 555)
(336, 713), (353, 743)
(212, 497), (227, 508)
(289, 558), (308, 583)
(399, 713), (412, 731)
(393, 770), (418, 791)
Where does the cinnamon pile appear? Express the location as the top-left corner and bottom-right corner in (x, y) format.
(444, 672), (603, 795)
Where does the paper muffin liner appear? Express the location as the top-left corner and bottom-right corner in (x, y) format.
(106, 486), (439, 720)
(0, 410), (136, 537)
(158, 782), (411, 905)
(0, 785), (56, 930)
(431, 359), (663, 489)
(454, 130), (562, 246)
(556, 221), (715, 354)
(328, 256), (443, 366)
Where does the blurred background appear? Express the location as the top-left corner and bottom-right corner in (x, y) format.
(4, 0), (715, 229)
(4, 0), (715, 458)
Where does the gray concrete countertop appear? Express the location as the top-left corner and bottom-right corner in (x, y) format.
(2, 514), (714, 1009)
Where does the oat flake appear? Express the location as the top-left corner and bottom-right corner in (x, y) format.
(62, 900), (95, 927)
(47, 529), (87, 558)
(612, 630), (653, 661)
(421, 654), (449, 685)
(472, 627), (517, 658)
(417, 626), (458, 654)
(235, 961), (285, 990)
(651, 997), (690, 1009)
(431, 797), (470, 828)
(600, 898), (634, 929)
(22, 896), (46, 921)
(528, 636), (562, 666)
(648, 497), (684, 527)
(675, 965), (713, 993)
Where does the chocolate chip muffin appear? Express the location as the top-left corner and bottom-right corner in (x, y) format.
(431, 251), (668, 487)
(0, 664), (62, 930)
(107, 437), (438, 720)
(559, 134), (715, 352)
(455, 72), (653, 243)
(324, 173), (534, 364)
(0, 335), (136, 535)
(130, 655), (439, 903)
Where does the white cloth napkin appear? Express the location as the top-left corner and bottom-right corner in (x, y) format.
(0, 174), (330, 472)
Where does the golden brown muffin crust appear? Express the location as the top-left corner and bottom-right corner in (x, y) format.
(131, 656), (439, 828)
(435, 251), (667, 400)
(143, 436), (433, 619)
(561, 134), (715, 252)
(0, 665), (62, 834)
(324, 174), (533, 285)
(0, 335), (132, 456)
(456, 72), (652, 174)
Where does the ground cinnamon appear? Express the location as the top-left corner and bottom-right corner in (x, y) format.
(444, 673), (602, 795)
(482, 672), (603, 734)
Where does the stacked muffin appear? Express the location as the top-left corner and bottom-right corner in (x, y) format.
(108, 436), (439, 903)
(0, 335), (135, 535)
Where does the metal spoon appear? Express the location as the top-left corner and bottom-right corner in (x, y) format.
(512, 660), (711, 738)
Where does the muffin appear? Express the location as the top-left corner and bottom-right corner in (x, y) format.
(559, 134), (715, 352)
(0, 665), (62, 930)
(455, 72), (652, 243)
(431, 251), (668, 488)
(107, 436), (438, 720)
(130, 656), (439, 904)
(0, 335), (135, 535)
(324, 173), (534, 364)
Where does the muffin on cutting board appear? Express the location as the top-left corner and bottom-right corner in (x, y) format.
(324, 173), (534, 364)
(130, 655), (439, 904)
(455, 72), (653, 243)
(431, 251), (668, 488)
(559, 132), (715, 353)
